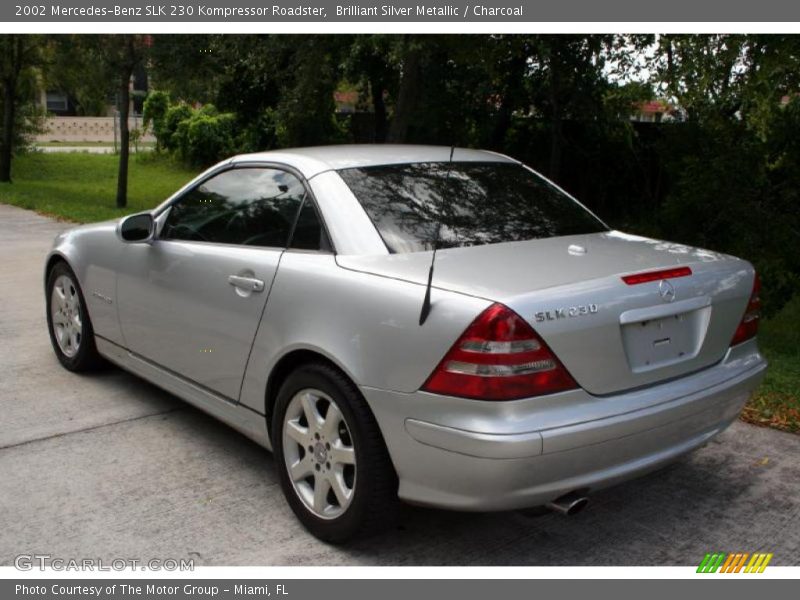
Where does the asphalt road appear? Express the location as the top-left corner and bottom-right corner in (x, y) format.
(1, 203), (798, 566)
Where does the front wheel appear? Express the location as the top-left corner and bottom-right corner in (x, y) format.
(46, 261), (104, 371)
(272, 363), (398, 543)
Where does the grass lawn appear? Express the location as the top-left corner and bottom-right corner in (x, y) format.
(0, 152), (797, 434)
(0, 152), (196, 223)
(741, 297), (800, 433)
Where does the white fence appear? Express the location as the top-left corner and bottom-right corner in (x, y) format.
(35, 116), (156, 144)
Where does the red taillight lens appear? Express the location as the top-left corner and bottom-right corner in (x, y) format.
(622, 266), (692, 285)
(730, 273), (761, 346)
(422, 303), (578, 401)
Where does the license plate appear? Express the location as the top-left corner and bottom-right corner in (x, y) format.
(621, 308), (709, 373)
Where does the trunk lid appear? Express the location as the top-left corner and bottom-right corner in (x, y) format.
(337, 231), (755, 395)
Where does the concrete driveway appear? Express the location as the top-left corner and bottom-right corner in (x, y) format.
(1, 202), (798, 566)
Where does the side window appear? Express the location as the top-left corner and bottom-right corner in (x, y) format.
(162, 168), (305, 248)
(289, 199), (332, 251)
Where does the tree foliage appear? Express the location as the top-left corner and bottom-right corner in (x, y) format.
(48, 35), (150, 207)
(651, 35), (800, 312)
(3, 33), (798, 311)
(0, 35), (48, 182)
(142, 34), (800, 311)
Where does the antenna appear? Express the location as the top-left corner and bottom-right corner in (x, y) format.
(419, 145), (455, 326)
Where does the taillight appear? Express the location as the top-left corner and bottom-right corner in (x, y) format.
(422, 303), (578, 401)
(730, 273), (761, 346)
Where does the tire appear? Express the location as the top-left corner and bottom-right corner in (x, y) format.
(45, 261), (104, 372)
(272, 362), (399, 543)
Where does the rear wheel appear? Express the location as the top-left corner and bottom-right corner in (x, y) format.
(46, 262), (104, 371)
(272, 362), (398, 542)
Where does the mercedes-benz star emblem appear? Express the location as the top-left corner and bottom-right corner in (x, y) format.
(658, 279), (676, 303)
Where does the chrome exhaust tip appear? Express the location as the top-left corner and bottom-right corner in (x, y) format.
(545, 492), (589, 516)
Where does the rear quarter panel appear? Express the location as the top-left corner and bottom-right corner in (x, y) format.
(238, 251), (490, 414)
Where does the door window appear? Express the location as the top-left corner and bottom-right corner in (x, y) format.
(162, 167), (306, 248)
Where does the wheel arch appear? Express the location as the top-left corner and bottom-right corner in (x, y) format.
(44, 252), (72, 289)
(264, 348), (364, 445)
(44, 252), (93, 322)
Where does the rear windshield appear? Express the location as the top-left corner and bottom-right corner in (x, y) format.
(337, 162), (607, 253)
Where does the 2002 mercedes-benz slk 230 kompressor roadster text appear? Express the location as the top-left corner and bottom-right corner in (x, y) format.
(45, 145), (767, 541)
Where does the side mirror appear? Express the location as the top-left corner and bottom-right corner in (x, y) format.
(118, 212), (154, 243)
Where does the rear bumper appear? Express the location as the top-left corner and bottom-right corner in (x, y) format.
(362, 339), (766, 511)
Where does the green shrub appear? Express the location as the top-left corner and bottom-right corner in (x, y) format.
(180, 109), (236, 167)
(142, 91), (171, 150)
(237, 108), (279, 153)
(149, 101), (236, 167)
(197, 104), (219, 118)
(162, 103), (193, 152)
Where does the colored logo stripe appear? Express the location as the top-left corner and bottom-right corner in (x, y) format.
(720, 553), (736, 573)
(745, 553), (773, 573)
(721, 553), (748, 573)
(697, 552), (773, 573)
(697, 553), (726, 573)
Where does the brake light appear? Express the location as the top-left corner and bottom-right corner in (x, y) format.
(730, 273), (761, 346)
(622, 266), (692, 285)
(422, 303), (577, 401)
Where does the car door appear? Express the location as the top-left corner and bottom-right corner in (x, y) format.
(115, 165), (307, 401)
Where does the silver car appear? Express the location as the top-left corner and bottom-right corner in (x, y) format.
(45, 145), (767, 542)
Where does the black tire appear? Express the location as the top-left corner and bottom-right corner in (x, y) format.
(45, 261), (105, 372)
(272, 362), (399, 543)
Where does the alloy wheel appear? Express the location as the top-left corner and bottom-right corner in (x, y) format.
(50, 274), (83, 358)
(282, 388), (357, 519)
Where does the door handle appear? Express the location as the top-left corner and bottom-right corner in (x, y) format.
(228, 275), (265, 293)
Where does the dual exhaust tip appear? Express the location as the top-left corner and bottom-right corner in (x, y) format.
(545, 492), (589, 516)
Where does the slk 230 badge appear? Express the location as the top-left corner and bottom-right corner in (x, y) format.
(534, 304), (599, 322)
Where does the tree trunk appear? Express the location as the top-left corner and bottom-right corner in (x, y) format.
(549, 109), (563, 182)
(489, 54), (526, 149)
(548, 51), (564, 182)
(387, 39), (422, 143)
(0, 79), (16, 183)
(370, 77), (387, 143)
(116, 70), (131, 209)
(489, 99), (513, 150)
(0, 37), (23, 183)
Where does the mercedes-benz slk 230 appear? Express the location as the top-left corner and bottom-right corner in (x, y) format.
(44, 145), (766, 541)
